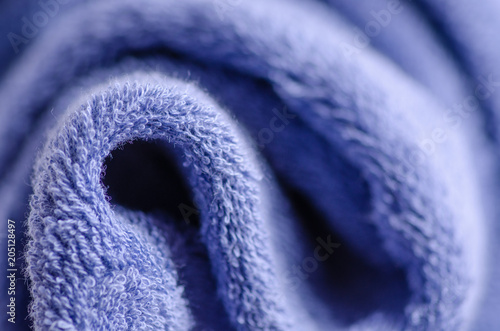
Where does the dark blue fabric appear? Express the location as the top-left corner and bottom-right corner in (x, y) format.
(0, 0), (499, 330)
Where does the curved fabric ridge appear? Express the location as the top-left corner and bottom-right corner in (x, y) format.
(27, 74), (290, 330)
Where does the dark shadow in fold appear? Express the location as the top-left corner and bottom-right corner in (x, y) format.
(282, 182), (411, 326)
(102, 139), (235, 331)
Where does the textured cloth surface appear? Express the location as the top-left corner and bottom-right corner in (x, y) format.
(0, 0), (499, 330)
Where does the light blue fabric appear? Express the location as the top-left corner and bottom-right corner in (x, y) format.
(0, 0), (499, 330)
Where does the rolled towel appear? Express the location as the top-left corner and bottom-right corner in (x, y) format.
(0, 0), (498, 330)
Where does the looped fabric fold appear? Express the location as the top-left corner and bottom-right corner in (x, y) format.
(0, 0), (499, 330)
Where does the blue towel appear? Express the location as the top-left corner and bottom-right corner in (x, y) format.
(0, 0), (499, 330)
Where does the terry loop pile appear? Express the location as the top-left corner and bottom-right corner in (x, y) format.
(1, 0), (500, 330)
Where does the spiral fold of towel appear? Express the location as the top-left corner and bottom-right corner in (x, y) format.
(0, 0), (499, 330)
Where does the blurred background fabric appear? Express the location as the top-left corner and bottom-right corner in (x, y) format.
(0, 0), (499, 330)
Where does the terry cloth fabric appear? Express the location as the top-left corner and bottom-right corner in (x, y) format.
(0, 0), (500, 330)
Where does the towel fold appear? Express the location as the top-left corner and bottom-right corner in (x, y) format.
(0, 0), (499, 330)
